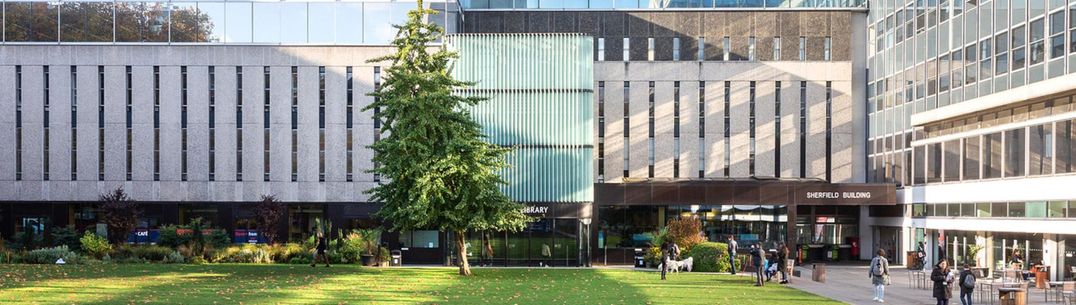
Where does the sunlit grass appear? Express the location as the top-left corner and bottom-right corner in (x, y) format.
(0, 264), (840, 304)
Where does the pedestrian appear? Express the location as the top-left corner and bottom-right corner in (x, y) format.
(751, 244), (764, 286)
(727, 235), (738, 275)
(869, 249), (890, 303)
(660, 241), (670, 280)
(310, 233), (330, 267)
(778, 243), (790, 284)
(482, 232), (494, 267)
(958, 263), (975, 305)
(931, 260), (954, 305)
(916, 242), (927, 270)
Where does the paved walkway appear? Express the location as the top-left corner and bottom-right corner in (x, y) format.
(787, 264), (1061, 305)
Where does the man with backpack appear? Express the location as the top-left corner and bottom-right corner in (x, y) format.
(958, 263), (976, 305)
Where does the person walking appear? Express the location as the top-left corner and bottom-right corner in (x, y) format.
(958, 263), (975, 305)
(778, 243), (791, 284)
(727, 235), (738, 275)
(869, 249), (890, 303)
(310, 233), (330, 267)
(751, 244), (764, 286)
(670, 242), (681, 261)
(931, 260), (954, 305)
(916, 242), (927, 270)
(481, 232), (495, 267)
(660, 241), (671, 280)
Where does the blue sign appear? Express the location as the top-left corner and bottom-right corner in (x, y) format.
(126, 228), (160, 244)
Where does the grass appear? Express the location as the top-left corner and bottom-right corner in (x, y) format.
(0, 264), (840, 305)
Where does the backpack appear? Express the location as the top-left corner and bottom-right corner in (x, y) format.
(962, 272), (976, 289)
(871, 258), (885, 276)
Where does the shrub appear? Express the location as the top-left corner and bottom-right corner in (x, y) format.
(666, 217), (705, 251)
(253, 195), (286, 244)
(642, 246), (662, 268)
(156, 225), (189, 249)
(682, 242), (730, 272)
(98, 187), (142, 244)
(80, 231), (112, 259)
(268, 243), (307, 263)
(212, 244), (273, 263)
(207, 229), (231, 250)
(164, 250), (186, 264)
(25, 245), (80, 264)
(131, 245), (174, 262)
(11, 231), (43, 251)
(50, 226), (81, 252)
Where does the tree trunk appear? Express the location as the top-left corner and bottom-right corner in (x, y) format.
(455, 231), (472, 276)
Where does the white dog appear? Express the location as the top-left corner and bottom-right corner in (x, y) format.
(667, 257), (693, 273)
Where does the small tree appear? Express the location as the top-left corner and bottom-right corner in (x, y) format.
(667, 217), (706, 251)
(253, 195), (286, 244)
(98, 187), (141, 244)
(365, 0), (529, 276)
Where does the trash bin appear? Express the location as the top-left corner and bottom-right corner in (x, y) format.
(390, 250), (402, 266)
(634, 248), (646, 268)
(812, 263), (826, 283)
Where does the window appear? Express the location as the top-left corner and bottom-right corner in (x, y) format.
(647, 37), (654, 61)
(317, 67), (326, 181)
(208, 66), (216, 181)
(984, 132), (1003, 179)
(373, 66), (382, 182)
(672, 37), (681, 61)
(996, 32), (1010, 74)
(648, 81), (654, 178)
(154, 66), (161, 181)
(181, 66), (188, 181)
(1030, 17), (1046, 65)
(943, 140), (960, 182)
(965, 44), (979, 85)
(1005, 128), (1026, 177)
(236, 67), (243, 181)
(825, 82), (832, 182)
(1013, 25), (1027, 70)
(723, 81), (731, 177)
(698, 37), (706, 61)
(1030, 123), (1053, 176)
(673, 81), (680, 178)
(980, 38), (994, 80)
(1071, 5), (1076, 54)
(824, 37), (832, 61)
(1057, 119), (1076, 173)
(773, 37), (781, 61)
(264, 67), (271, 181)
(964, 136), (981, 180)
(623, 81), (630, 178)
(291, 66), (298, 182)
(722, 37), (731, 61)
(43, 66), (50, 181)
(749, 81), (756, 175)
(623, 38), (630, 62)
(14, 66), (21, 181)
(70, 66), (77, 180)
(1048, 11), (1065, 59)
(598, 81), (605, 181)
(597, 38), (605, 61)
(774, 82), (781, 177)
(698, 82), (705, 178)
(748, 36), (756, 61)
(799, 36), (807, 61)
(126, 66), (133, 181)
(346, 66), (353, 182)
(799, 82), (807, 177)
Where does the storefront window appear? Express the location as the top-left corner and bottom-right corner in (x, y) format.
(400, 230), (439, 249)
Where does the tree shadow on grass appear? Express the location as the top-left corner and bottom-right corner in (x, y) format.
(606, 270), (843, 305)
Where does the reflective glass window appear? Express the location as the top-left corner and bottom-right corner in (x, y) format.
(280, 2), (307, 43)
(1012, 25), (1027, 70)
(168, 2), (213, 43)
(1030, 17), (1046, 65)
(964, 136), (980, 180)
(307, 3), (334, 44)
(225, 2), (252, 43)
(60, 2), (114, 42)
(1048, 11), (1065, 59)
(336, 3), (363, 45)
(1012, 0), (1026, 24)
(252, 3), (281, 43)
(364, 2), (409, 44)
(115, 2), (168, 43)
(1005, 128), (1026, 177)
(1029, 123), (1053, 176)
(984, 132), (1003, 179)
(5, 2), (59, 42)
(192, 2), (224, 42)
(1057, 119), (1076, 173)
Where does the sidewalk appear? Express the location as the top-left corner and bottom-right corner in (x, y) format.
(787, 264), (1058, 305)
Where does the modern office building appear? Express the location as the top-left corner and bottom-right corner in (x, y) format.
(9, 0), (1073, 278)
(861, 0), (1076, 281)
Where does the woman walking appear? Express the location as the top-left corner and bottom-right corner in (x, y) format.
(310, 233), (330, 267)
(869, 249), (890, 303)
(931, 260), (954, 305)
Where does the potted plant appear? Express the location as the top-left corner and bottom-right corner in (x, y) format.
(966, 244), (984, 267)
(357, 228), (381, 266)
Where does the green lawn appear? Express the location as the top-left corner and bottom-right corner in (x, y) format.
(0, 264), (839, 305)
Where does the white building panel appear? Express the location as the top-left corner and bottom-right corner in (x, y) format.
(780, 80), (800, 178)
(0, 66), (16, 181)
(628, 81), (649, 178)
(75, 66), (99, 182)
(158, 66), (182, 182)
(185, 66), (210, 183)
(48, 65), (72, 182)
(653, 81), (676, 178)
(352, 65), (376, 183)
(297, 66), (319, 183)
(21, 65), (44, 182)
(131, 66), (155, 182)
(325, 66), (347, 183)
(213, 66), (237, 182)
(269, 66), (292, 183)
(729, 81), (750, 177)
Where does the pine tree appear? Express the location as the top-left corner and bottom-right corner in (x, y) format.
(365, 0), (529, 276)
